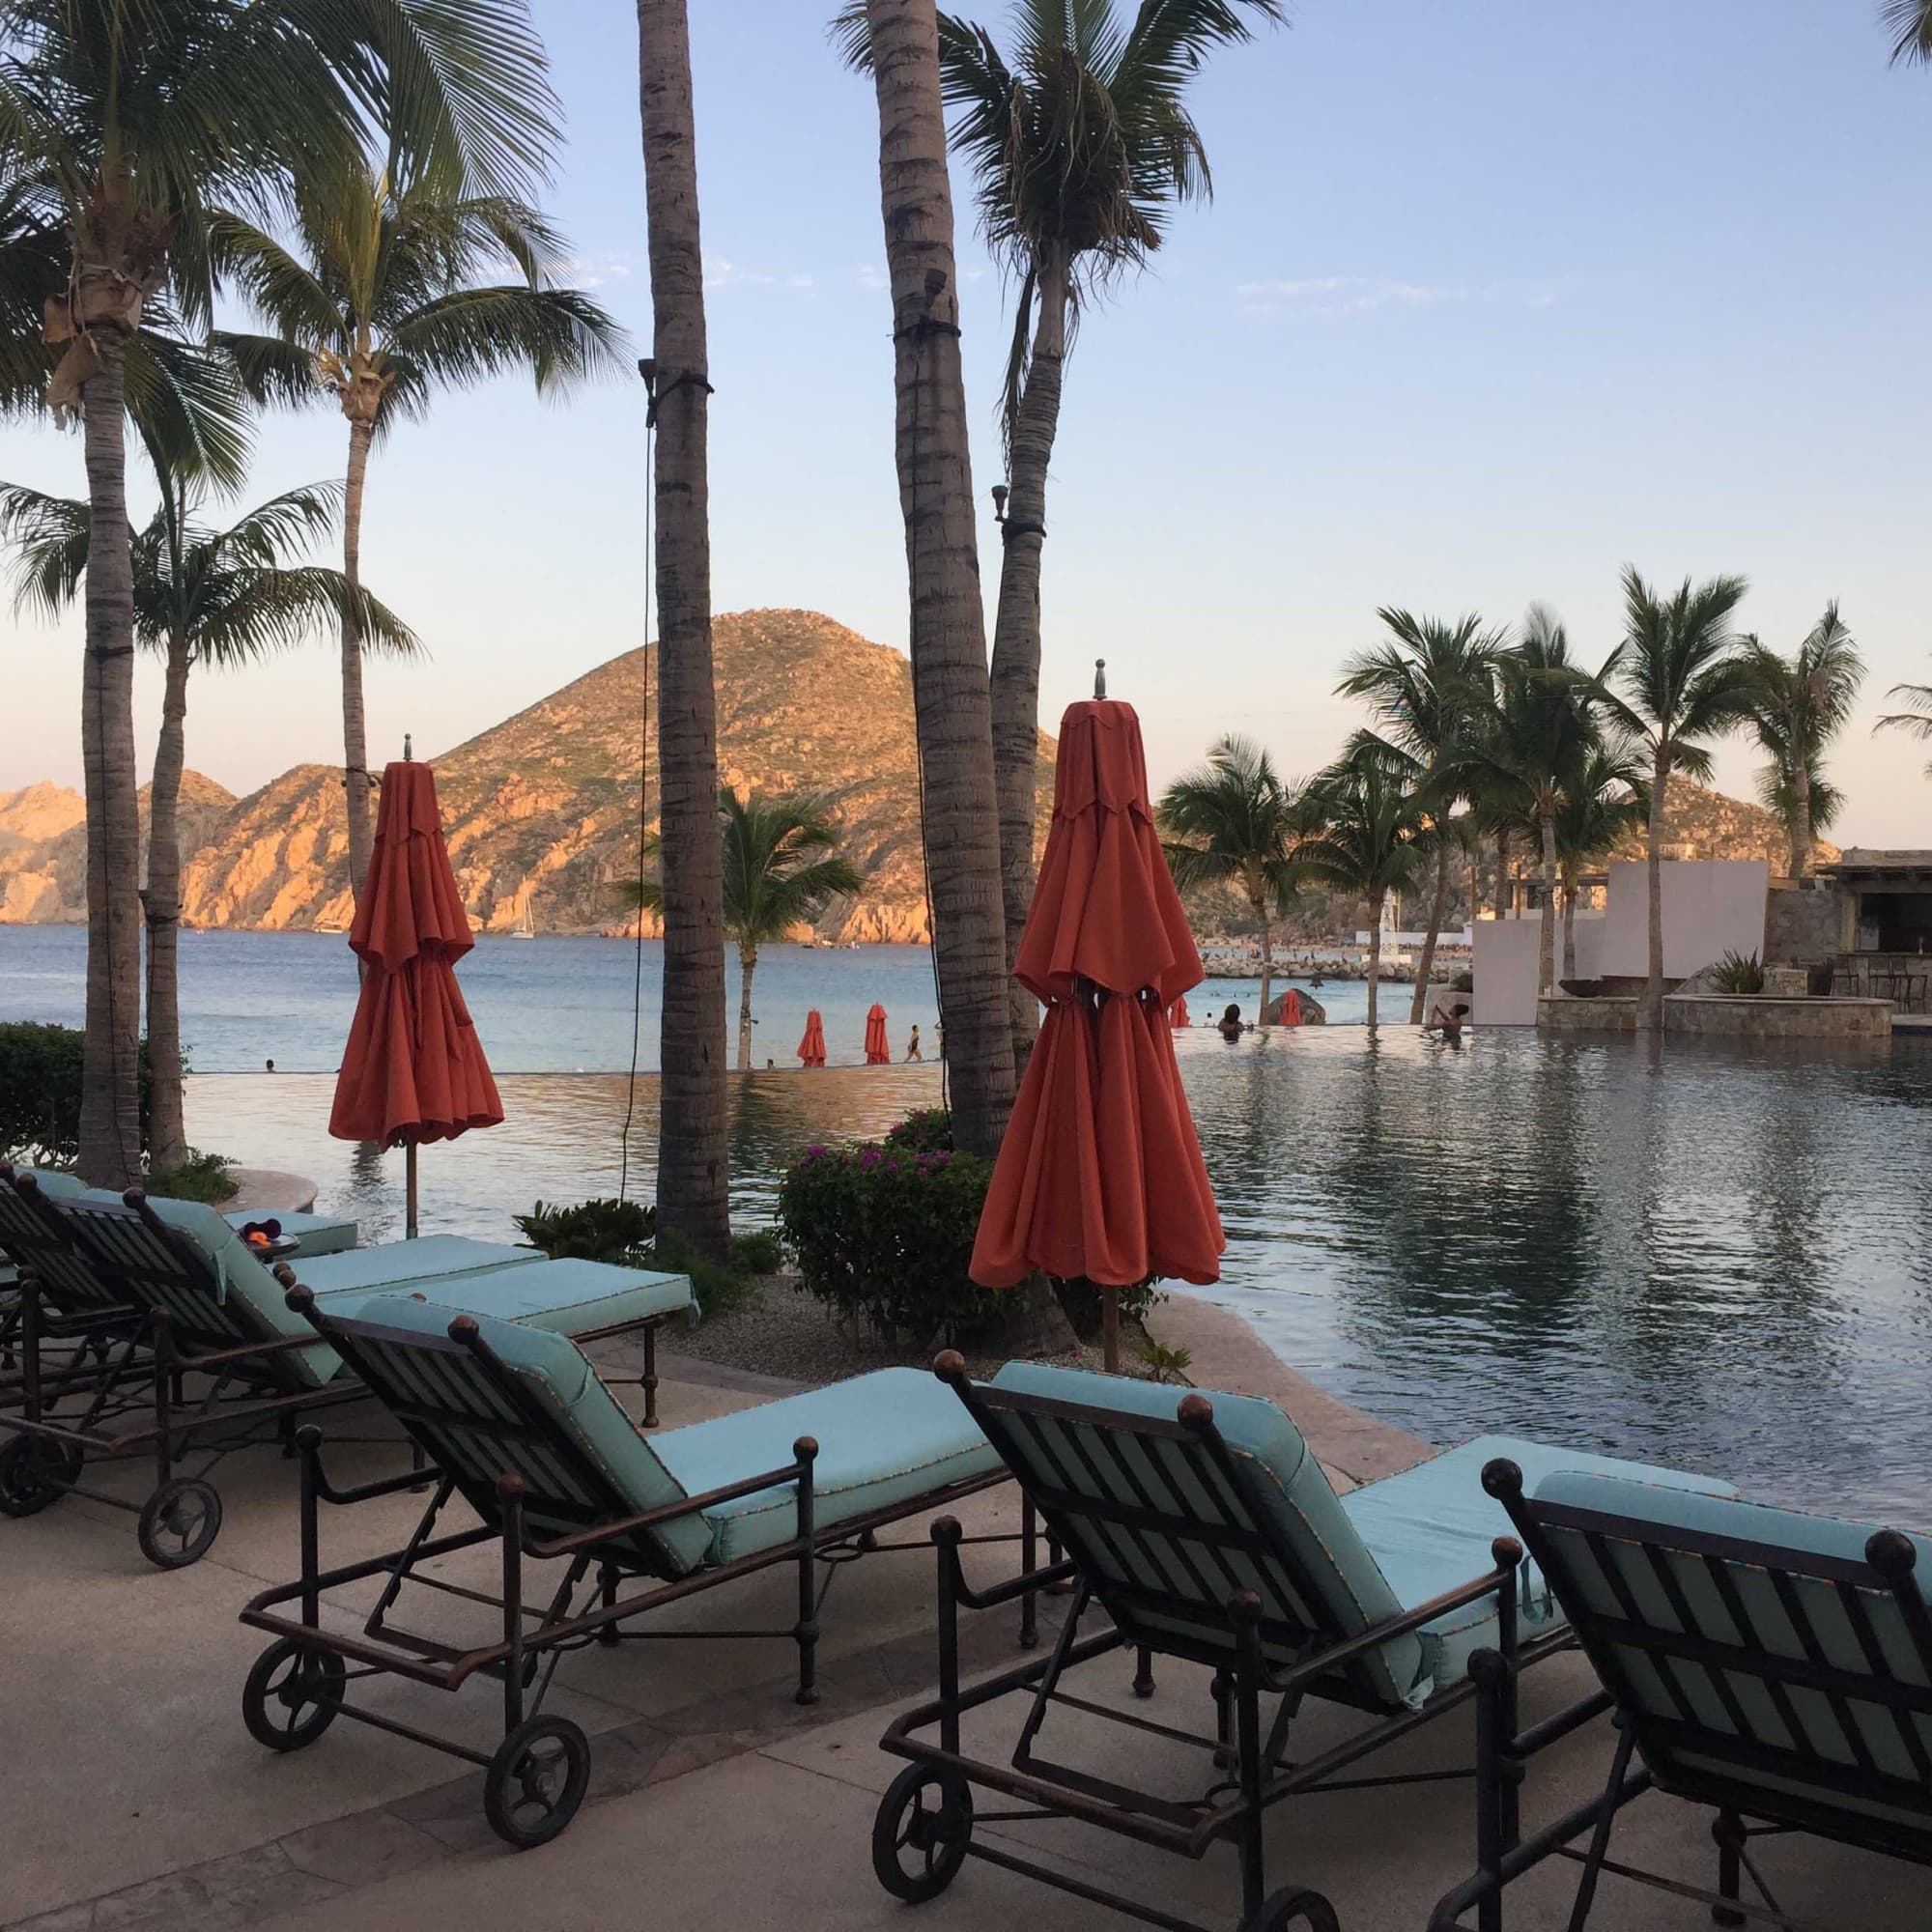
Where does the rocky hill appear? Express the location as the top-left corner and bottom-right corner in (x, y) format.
(1605, 774), (1839, 869)
(2, 611), (1054, 944)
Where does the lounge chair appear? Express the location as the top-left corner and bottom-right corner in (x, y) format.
(237, 1291), (1021, 1849)
(1431, 1461), (1932, 1932)
(870, 1358), (1738, 1932)
(0, 1184), (691, 1567)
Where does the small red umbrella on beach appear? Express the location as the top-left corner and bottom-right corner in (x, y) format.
(328, 756), (502, 1236)
(1168, 994), (1190, 1029)
(1277, 987), (1302, 1027)
(971, 664), (1223, 1370)
(864, 1003), (890, 1065)
(798, 1009), (827, 1067)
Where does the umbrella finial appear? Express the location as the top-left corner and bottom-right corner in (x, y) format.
(402, 733), (412, 762)
(1094, 659), (1107, 700)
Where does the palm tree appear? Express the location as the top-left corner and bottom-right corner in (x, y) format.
(854, 0), (1015, 1159)
(1337, 611), (1502, 1020)
(637, 0), (730, 1258)
(838, 0), (1282, 1068)
(1158, 735), (1305, 1024)
(1885, 2), (1932, 64)
(211, 166), (625, 901)
(0, 473), (416, 1169)
(1738, 606), (1862, 880)
(1875, 667), (1932, 778)
(1551, 745), (1648, 983)
(627, 791), (866, 1071)
(1295, 742), (1434, 1029)
(1604, 567), (1753, 1028)
(0, 0), (559, 1184)
(1473, 609), (1622, 998)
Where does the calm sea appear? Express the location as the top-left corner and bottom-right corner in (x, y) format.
(7, 925), (1925, 1519)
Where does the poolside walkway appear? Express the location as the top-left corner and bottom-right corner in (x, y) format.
(3, 1333), (1921, 1931)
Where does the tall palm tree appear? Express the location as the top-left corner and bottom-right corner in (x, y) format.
(1738, 606), (1862, 880)
(627, 790), (866, 1071)
(1605, 567), (1753, 1028)
(637, 0), (730, 1257)
(1551, 744), (1648, 983)
(1157, 734), (1305, 1024)
(1337, 610), (1502, 1020)
(211, 166), (624, 900)
(1885, 1), (1932, 64)
(0, 0), (559, 1185)
(1295, 741), (1434, 1029)
(856, 0), (1015, 1159)
(838, 0), (1282, 1068)
(0, 473), (415, 1170)
(1473, 609), (1622, 999)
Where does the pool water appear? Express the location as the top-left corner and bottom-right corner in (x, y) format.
(185, 1024), (1932, 1522)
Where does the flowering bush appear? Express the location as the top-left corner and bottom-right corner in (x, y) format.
(777, 1117), (1006, 1343)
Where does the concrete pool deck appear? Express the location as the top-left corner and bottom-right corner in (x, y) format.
(2, 1316), (1918, 1931)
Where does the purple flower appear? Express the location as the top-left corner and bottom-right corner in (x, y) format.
(858, 1146), (884, 1170)
(803, 1143), (827, 1161)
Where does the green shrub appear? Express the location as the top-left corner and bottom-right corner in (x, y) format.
(883, 1108), (954, 1154)
(146, 1148), (236, 1205)
(777, 1132), (1006, 1344)
(730, 1227), (784, 1275)
(514, 1197), (657, 1261)
(0, 1022), (158, 1165)
(1450, 970), (1474, 993)
(1711, 950), (1766, 995)
(1055, 1274), (1162, 1341)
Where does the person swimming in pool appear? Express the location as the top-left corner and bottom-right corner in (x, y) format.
(1217, 1003), (1247, 1041)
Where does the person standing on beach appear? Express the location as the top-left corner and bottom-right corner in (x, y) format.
(905, 1025), (923, 1062)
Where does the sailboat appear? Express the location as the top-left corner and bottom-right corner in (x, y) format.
(511, 886), (537, 939)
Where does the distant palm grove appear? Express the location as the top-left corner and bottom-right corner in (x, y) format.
(1, 0), (1925, 1270)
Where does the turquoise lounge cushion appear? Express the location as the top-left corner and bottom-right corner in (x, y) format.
(653, 1367), (1002, 1563)
(223, 1208), (358, 1258)
(1527, 1473), (1932, 1815)
(322, 1257), (694, 1335)
(296, 1235), (538, 1297)
(1343, 1437), (1739, 1693)
(985, 1362), (1424, 1707)
(341, 1293), (712, 1574)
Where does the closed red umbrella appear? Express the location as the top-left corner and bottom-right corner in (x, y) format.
(328, 758), (502, 1235)
(798, 1009), (827, 1066)
(1168, 994), (1190, 1029)
(864, 1003), (890, 1065)
(971, 669), (1223, 1368)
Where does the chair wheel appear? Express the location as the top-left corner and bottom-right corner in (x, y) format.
(484, 1715), (591, 1849)
(1239, 1888), (1341, 1932)
(242, 1638), (347, 1751)
(0, 1435), (80, 1517)
(872, 1764), (974, 1903)
(137, 1476), (222, 1568)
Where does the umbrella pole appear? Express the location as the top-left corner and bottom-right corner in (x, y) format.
(406, 1142), (418, 1239)
(1103, 1285), (1122, 1375)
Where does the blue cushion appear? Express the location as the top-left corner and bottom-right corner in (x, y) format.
(1343, 1437), (1738, 1692)
(985, 1363), (1425, 1707)
(223, 1208), (358, 1258)
(653, 1368), (1002, 1563)
(341, 1293), (713, 1574)
(323, 1257), (694, 1335)
(296, 1235), (538, 1296)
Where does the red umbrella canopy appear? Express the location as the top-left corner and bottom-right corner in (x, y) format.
(864, 1002), (890, 1065)
(972, 698), (1223, 1291)
(1169, 994), (1190, 1029)
(328, 762), (503, 1146)
(799, 1009), (827, 1067)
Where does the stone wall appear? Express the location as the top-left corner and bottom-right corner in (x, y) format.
(1766, 880), (1852, 965)
(1662, 995), (1891, 1038)
(1537, 994), (1639, 1033)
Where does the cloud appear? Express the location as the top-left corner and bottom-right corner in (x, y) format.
(562, 253), (636, 292)
(857, 264), (889, 291)
(1235, 274), (1563, 319)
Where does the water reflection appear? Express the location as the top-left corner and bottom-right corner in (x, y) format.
(193, 1030), (1932, 1519)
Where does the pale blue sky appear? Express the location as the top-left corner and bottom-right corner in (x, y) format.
(6, 1), (1932, 843)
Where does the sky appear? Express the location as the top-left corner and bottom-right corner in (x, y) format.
(6, 0), (1932, 844)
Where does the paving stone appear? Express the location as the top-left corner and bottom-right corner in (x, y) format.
(5, 1905), (96, 1932)
(278, 1810), (442, 1887)
(384, 1774), (497, 1855)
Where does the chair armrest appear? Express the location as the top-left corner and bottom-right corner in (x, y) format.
(529, 1455), (811, 1560)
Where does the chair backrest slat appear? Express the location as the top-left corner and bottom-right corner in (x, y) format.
(0, 1182), (128, 1313)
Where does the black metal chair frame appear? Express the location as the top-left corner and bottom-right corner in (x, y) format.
(0, 1164), (145, 1392)
(871, 1359), (1573, 1932)
(1430, 1457), (1932, 1932)
(236, 1293), (1026, 1849)
(0, 1183), (675, 1569)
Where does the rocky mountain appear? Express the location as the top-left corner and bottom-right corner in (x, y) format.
(2, 611), (1054, 944)
(1605, 774), (1839, 869)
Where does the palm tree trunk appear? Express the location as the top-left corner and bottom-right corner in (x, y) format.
(77, 332), (143, 1187)
(640, 0), (731, 1258)
(1257, 902), (1274, 1023)
(1791, 762), (1812, 881)
(143, 636), (192, 1175)
(1492, 831), (1510, 919)
(1561, 859), (1578, 983)
(1366, 890), (1383, 1028)
(341, 417), (376, 902)
(989, 245), (1067, 1075)
(864, 0), (1016, 1160)
(1410, 838), (1450, 1024)
(736, 941), (756, 1071)
(1642, 749), (1669, 1029)
(1537, 810), (1558, 998)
